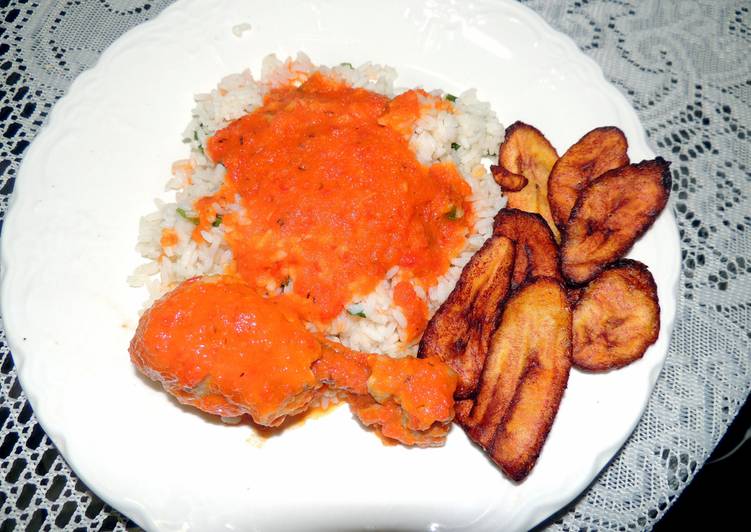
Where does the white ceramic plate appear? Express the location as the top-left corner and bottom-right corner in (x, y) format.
(0, 0), (680, 530)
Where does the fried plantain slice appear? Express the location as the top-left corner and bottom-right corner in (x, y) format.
(561, 158), (671, 285)
(492, 209), (561, 289)
(495, 122), (560, 240)
(572, 260), (659, 371)
(418, 235), (515, 399)
(566, 286), (585, 307)
(490, 164), (528, 192)
(457, 277), (572, 481)
(548, 127), (629, 228)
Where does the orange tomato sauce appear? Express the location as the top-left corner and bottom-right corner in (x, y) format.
(202, 72), (473, 336)
(392, 281), (428, 343)
(160, 228), (179, 249)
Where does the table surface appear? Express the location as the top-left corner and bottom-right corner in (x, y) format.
(1, 1), (749, 530)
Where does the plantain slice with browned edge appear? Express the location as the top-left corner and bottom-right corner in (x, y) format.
(548, 127), (630, 228)
(490, 165), (528, 192)
(492, 121), (560, 240)
(492, 209), (561, 289)
(572, 259), (660, 371)
(561, 158), (671, 285)
(418, 235), (515, 399)
(566, 286), (585, 307)
(457, 277), (572, 481)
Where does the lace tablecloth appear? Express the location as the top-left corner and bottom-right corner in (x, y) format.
(0, 1), (748, 530)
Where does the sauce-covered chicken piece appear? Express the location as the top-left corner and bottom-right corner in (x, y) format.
(352, 355), (457, 446)
(130, 276), (457, 446)
(130, 277), (322, 426)
(312, 346), (457, 447)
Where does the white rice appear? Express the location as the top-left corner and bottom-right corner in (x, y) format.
(129, 52), (505, 357)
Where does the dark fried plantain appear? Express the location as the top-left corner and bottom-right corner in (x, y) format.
(418, 235), (515, 399)
(561, 158), (671, 285)
(490, 165), (528, 192)
(495, 121), (560, 240)
(572, 260), (659, 371)
(548, 127), (629, 228)
(457, 277), (572, 481)
(492, 209), (561, 289)
(566, 286), (585, 307)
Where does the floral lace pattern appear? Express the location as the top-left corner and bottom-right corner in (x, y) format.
(0, 1), (749, 530)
